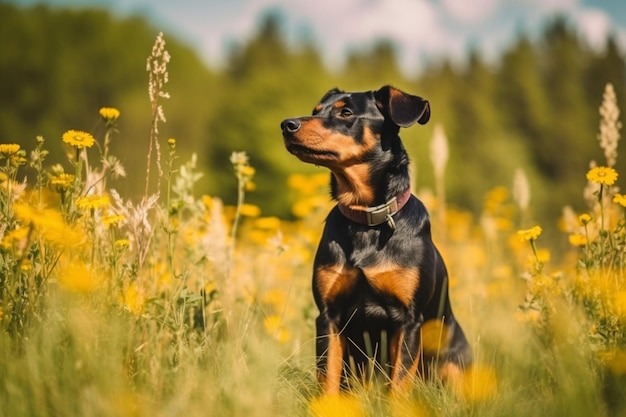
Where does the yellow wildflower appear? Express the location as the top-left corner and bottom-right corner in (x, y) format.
(76, 194), (110, 211)
(586, 166), (618, 186)
(0, 143), (20, 157)
(309, 395), (365, 417)
(239, 203), (261, 217)
(578, 213), (592, 225)
(57, 262), (98, 292)
(167, 138), (176, 148)
(50, 173), (75, 192)
(254, 216), (281, 230)
(517, 225), (542, 242)
(20, 259), (33, 272)
(568, 233), (587, 246)
(1, 227), (29, 249)
(99, 107), (120, 122)
(62, 129), (95, 149)
(121, 283), (144, 314)
(263, 315), (291, 343)
(101, 213), (125, 228)
(458, 364), (498, 402)
(114, 239), (130, 250)
(421, 319), (449, 355)
(613, 193), (626, 207)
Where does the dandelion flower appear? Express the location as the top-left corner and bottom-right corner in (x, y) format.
(0, 143), (20, 157)
(62, 129), (95, 149)
(613, 193), (626, 208)
(517, 225), (542, 242)
(101, 213), (125, 228)
(99, 107), (120, 122)
(50, 173), (75, 192)
(76, 194), (110, 211)
(586, 166), (618, 186)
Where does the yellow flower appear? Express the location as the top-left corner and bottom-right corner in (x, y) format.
(167, 138), (176, 148)
(239, 203), (261, 217)
(57, 262), (98, 292)
(50, 173), (75, 192)
(421, 319), (449, 355)
(458, 364), (498, 402)
(309, 395), (365, 417)
(62, 129), (95, 149)
(76, 194), (110, 211)
(0, 143), (20, 157)
(121, 283), (144, 314)
(517, 225), (542, 242)
(99, 107), (120, 122)
(613, 193), (626, 207)
(263, 315), (291, 343)
(1, 227), (29, 249)
(568, 233), (587, 246)
(114, 239), (130, 250)
(20, 259), (32, 272)
(586, 166), (618, 186)
(254, 216), (281, 230)
(101, 213), (125, 228)
(578, 213), (592, 225)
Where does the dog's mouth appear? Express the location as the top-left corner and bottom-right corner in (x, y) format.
(285, 142), (336, 160)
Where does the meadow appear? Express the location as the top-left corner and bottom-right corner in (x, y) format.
(1, 33), (626, 417)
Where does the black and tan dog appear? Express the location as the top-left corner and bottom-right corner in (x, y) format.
(280, 86), (471, 394)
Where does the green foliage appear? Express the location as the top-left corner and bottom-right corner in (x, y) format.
(1, 5), (625, 224)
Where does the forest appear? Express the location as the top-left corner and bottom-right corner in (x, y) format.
(1, 2), (625, 224)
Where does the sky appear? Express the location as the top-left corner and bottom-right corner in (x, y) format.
(8, 0), (626, 74)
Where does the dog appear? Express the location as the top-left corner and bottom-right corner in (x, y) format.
(280, 86), (471, 394)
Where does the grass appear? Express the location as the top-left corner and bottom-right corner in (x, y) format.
(1, 34), (626, 417)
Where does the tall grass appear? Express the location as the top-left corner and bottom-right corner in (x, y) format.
(1, 34), (625, 417)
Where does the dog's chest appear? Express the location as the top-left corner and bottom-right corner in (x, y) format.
(314, 261), (419, 310)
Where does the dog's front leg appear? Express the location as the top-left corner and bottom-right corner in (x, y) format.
(316, 315), (346, 395)
(389, 315), (423, 391)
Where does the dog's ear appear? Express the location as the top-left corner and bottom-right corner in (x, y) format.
(374, 85), (430, 127)
(313, 88), (344, 114)
(320, 87), (343, 103)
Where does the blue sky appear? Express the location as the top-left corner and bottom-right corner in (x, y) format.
(8, 0), (626, 73)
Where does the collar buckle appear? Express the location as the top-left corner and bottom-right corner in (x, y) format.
(365, 197), (398, 227)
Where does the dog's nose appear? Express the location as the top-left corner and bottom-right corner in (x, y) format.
(281, 119), (301, 134)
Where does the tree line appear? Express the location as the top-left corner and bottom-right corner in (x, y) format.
(1, 3), (625, 223)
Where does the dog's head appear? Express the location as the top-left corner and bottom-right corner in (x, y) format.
(280, 85), (430, 169)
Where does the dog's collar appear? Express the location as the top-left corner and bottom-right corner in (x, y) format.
(337, 188), (411, 230)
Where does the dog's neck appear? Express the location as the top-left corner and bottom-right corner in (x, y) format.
(330, 137), (412, 226)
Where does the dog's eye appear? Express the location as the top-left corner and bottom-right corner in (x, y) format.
(339, 108), (353, 118)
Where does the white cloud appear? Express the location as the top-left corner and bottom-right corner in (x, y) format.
(441, 0), (500, 24)
(53, 0), (626, 73)
(574, 8), (612, 49)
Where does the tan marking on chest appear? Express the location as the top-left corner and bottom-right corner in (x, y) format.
(315, 264), (360, 303)
(361, 264), (420, 307)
